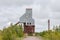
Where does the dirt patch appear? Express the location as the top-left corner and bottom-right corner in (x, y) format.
(22, 36), (43, 40)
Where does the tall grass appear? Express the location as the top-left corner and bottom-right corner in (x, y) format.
(0, 24), (24, 40)
(35, 25), (60, 40)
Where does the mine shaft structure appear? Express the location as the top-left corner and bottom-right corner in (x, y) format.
(19, 8), (35, 35)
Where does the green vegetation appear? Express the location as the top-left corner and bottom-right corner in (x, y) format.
(0, 24), (24, 40)
(0, 23), (60, 40)
(36, 26), (60, 40)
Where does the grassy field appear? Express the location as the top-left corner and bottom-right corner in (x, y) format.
(35, 30), (60, 40)
(0, 23), (60, 40)
(0, 24), (24, 40)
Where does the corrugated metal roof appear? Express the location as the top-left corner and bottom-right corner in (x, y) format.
(20, 8), (35, 25)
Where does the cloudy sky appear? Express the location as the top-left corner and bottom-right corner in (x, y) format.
(0, 0), (60, 32)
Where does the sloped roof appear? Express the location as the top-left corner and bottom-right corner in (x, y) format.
(20, 8), (35, 25)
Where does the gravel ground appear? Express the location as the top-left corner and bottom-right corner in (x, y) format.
(22, 36), (43, 40)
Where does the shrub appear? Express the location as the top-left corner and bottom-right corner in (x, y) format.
(0, 24), (24, 40)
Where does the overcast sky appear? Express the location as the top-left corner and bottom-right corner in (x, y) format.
(0, 0), (60, 32)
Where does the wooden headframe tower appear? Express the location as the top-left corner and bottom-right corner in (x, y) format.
(19, 8), (35, 35)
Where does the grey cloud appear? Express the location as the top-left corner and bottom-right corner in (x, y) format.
(52, 13), (60, 19)
(0, 0), (34, 6)
(35, 0), (50, 7)
(0, 6), (26, 28)
(35, 19), (48, 26)
(33, 7), (50, 19)
(50, 0), (60, 12)
(0, 17), (9, 29)
(0, 0), (60, 31)
(51, 19), (60, 26)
